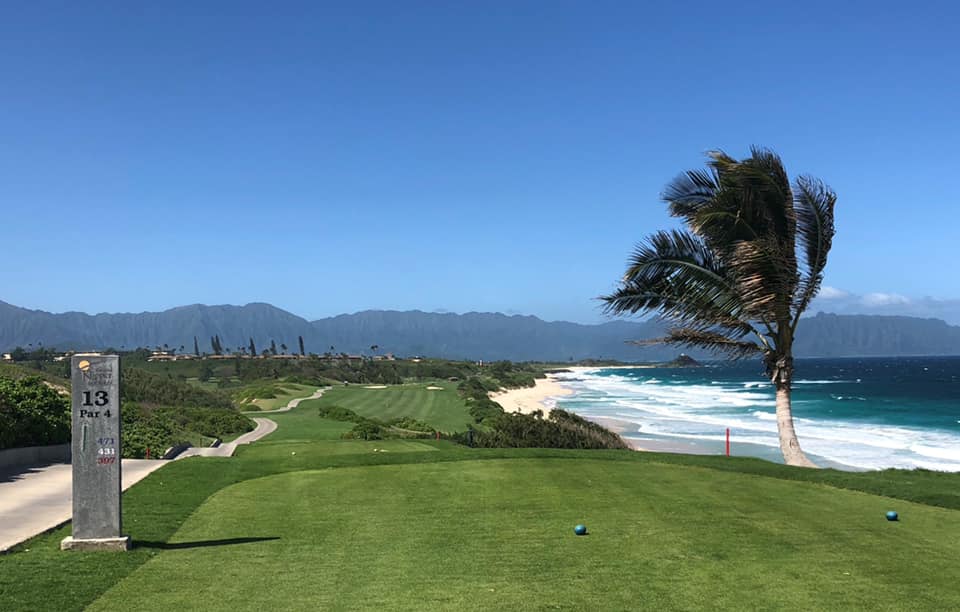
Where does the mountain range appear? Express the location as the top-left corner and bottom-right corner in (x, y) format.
(2, 300), (959, 361)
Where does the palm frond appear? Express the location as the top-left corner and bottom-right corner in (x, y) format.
(741, 147), (795, 242)
(728, 237), (798, 319)
(604, 279), (753, 337)
(662, 169), (719, 220)
(632, 327), (763, 359)
(792, 175), (837, 319)
(601, 230), (755, 337)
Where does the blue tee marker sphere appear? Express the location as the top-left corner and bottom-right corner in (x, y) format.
(574, 524), (587, 536)
(886, 511), (899, 521)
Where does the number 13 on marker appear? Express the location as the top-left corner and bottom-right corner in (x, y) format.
(81, 391), (109, 406)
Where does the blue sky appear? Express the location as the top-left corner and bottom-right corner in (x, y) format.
(2, 1), (958, 323)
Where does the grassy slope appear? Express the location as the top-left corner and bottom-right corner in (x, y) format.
(91, 459), (960, 611)
(241, 383), (317, 411)
(0, 362), (69, 390)
(3, 399), (960, 610)
(302, 381), (472, 432)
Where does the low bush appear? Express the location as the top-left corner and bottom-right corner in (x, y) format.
(459, 408), (629, 450)
(342, 421), (384, 440)
(120, 403), (253, 458)
(122, 367), (233, 409)
(0, 376), (70, 449)
(318, 404), (434, 439)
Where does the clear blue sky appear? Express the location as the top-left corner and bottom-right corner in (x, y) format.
(3, 1), (959, 323)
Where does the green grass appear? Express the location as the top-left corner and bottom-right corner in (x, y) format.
(0, 362), (69, 389)
(301, 381), (471, 432)
(183, 376), (241, 392)
(4, 398), (960, 610)
(238, 383), (318, 411)
(250, 405), (355, 444)
(80, 460), (960, 610)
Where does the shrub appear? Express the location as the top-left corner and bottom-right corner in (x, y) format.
(119, 402), (253, 458)
(317, 404), (365, 423)
(343, 420), (383, 440)
(461, 409), (629, 450)
(122, 367), (233, 409)
(0, 376), (70, 449)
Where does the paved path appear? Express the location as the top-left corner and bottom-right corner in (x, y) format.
(176, 387), (325, 458)
(0, 459), (165, 553)
(0, 391), (326, 552)
(249, 387), (327, 414)
(175, 418), (278, 458)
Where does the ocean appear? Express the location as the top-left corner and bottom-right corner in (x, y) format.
(549, 356), (960, 472)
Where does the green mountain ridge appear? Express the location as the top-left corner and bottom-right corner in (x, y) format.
(1, 300), (958, 360)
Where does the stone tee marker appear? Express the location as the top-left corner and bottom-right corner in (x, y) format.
(61, 354), (130, 551)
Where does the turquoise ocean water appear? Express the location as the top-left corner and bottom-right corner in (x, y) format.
(550, 357), (960, 471)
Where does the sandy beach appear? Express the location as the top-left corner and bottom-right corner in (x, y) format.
(490, 374), (704, 454)
(489, 374), (573, 415)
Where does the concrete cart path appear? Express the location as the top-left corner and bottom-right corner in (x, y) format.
(175, 417), (277, 458)
(248, 387), (328, 414)
(0, 459), (165, 553)
(1, 407), (290, 551)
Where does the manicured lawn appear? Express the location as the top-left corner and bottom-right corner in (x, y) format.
(88, 459), (960, 610)
(4, 398), (960, 611)
(249, 408), (355, 444)
(300, 382), (472, 432)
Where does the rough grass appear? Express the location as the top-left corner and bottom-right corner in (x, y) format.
(301, 382), (472, 432)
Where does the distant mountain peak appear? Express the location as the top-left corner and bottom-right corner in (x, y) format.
(0, 300), (957, 359)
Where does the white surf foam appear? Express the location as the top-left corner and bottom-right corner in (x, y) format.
(559, 369), (960, 472)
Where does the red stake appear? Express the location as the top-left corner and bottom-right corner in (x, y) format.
(725, 428), (730, 456)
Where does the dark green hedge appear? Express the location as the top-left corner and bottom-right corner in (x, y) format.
(0, 376), (70, 449)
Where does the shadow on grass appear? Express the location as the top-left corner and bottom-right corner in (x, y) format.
(135, 536), (280, 550)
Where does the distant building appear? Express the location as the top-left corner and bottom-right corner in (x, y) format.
(1, 353), (11, 361)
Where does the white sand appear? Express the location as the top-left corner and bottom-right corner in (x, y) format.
(489, 374), (574, 415)
(364, 385), (388, 389)
(493, 371), (712, 456)
(426, 386), (443, 390)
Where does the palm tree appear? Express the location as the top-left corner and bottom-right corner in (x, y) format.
(601, 147), (835, 467)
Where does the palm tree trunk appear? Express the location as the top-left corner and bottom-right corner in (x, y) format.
(775, 383), (818, 468)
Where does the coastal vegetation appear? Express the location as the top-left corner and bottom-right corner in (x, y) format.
(603, 147), (836, 466)
(0, 356), (575, 456)
(0, 361), (252, 457)
(0, 376), (69, 450)
(463, 408), (630, 450)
